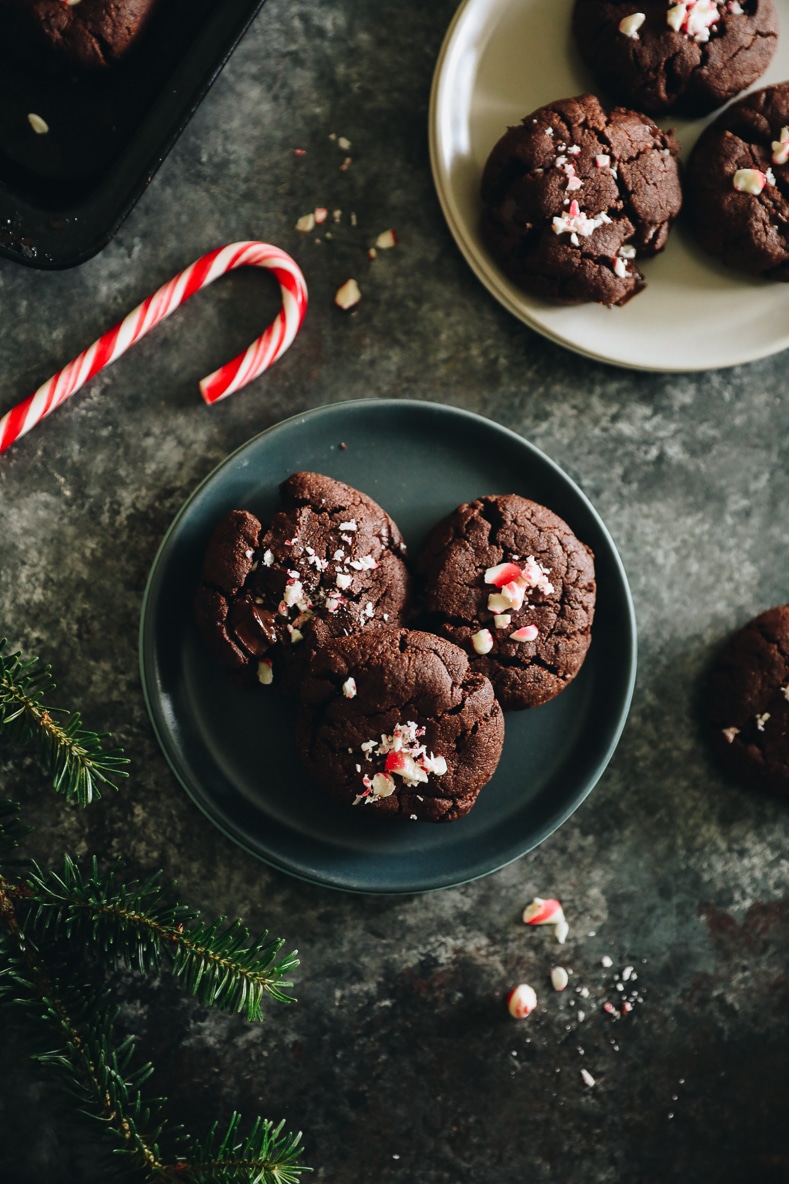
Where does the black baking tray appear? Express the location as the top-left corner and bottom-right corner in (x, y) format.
(0, 0), (267, 270)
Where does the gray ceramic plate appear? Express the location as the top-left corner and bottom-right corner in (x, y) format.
(139, 400), (636, 893)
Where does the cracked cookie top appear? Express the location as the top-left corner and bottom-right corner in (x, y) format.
(707, 604), (789, 798)
(297, 627), (505, 822)
(480, 94), (682, 306)
(414, 494), (596, 712)
(572, 0), (778, 117)
(686, 82), (789, 279)
(194, 472), (411, 694)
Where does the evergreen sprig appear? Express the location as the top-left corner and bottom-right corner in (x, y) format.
(0, 643), (309, 1183)
(24, 856), (299, 1019)
(0, 638), (129, 806)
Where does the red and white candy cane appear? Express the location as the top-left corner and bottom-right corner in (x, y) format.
(0, 240), (308, 454)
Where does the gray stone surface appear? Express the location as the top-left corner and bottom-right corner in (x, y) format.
(1, 1), (788, 1181)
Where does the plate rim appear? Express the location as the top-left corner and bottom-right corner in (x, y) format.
(139, 398), (638, 894)
(428, 0), (789, 373)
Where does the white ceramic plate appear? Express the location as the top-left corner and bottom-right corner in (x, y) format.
(429, 0), (789, 371)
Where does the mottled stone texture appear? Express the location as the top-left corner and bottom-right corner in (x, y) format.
(0, 1), (788, 1181)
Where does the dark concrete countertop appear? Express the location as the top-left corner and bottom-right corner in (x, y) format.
(1, 2), (787, 1181)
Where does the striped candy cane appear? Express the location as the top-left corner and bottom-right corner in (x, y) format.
(0, 241), (308, 454)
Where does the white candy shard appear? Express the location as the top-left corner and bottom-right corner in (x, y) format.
(581, 1068), (596, 1087)
(507, 983), (538, 1019)
(601, 955), (613, 968)
(510, 625), (539, 643)
(733, 168), (770, 195)
(28, 113), (49, 134)
(371, 772), (396, 798)
(471, 628), (494, 655)
(342, 677), (357, 699)
(335, 278), (361, 309)
(551, 966), (569, 991)
(755, 712), (771, 731)
(618, 11), (645, 37)
(335, 572), (353, 589)
(493, 614), (512, 629)
(257, 659), (273, 685)
(295, 212), (316, 233)
(772, 127), (789, 165)
(722, 725), (739, 743)
(375, 229), (398, 249)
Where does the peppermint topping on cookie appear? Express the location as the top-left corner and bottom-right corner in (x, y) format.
(667, 0), (722, 41)
(722, 726), (740, 743)
(552, 200), (612, 238)
(618, 11), (646, 37)
(510, 625), (539, 643)
(733, 167), (775, 194)
(772, 127), (789, 166)
(342, 677), (357, 698)
(755, 712), (771, 731)
(354, 721), (448, 804)
(471, 628), (494, 655)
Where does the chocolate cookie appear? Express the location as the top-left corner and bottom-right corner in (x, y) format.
(298, 628), (505, 822)
(0, 0), (161, 70)
(414, 495), (596, 712)
(707, 605), (789, 797)
(194, 472), (411, 692)
(686, 83), (789, 279)
(481, 94), (682, 306)
(572, 2), (778, 118)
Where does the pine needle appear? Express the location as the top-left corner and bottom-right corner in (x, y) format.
(0, 639), (129, 806)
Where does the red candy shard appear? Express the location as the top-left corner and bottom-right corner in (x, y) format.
(484, 561), (523, 587)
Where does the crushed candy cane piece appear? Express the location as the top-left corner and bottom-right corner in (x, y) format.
(510, 625), (538, 643)
(523, 897), (565, 926)
(619, 12), (646, 37)
(553, 200), (612, 238)
(581, 1068), (596, 1087)
(342, 677), (357, 699)
(314, 207), (328, 224)
(733, 168), (773, 195)
(339, 520), (357, 531)
(614, 257), (628, 279)
(551, 966), (569, 991)
(772, 127), (789, 165)
(295, 212), (316, 233)
(471, 628), (494, 655)
(488, 592), (513, 614)
(755, 712), (770, 731)
(375, 229), (397, 249)
(507, 983), (538, 1018)
(28, 113), (49, 134)
(493, 613), (512, 629)
(722, 726), (739, 743)
(335, 278), (361, 309)
(485, 561), (523, 587)
(371, 772), (396, 798)
(601, 955), (613, 968)
(257, 659), (273, 685)
(595, 154), (611, 168)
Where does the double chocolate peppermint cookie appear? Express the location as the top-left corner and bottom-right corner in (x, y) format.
(415, 495), (596, 712)
(298, 628), (505, 822)
(707, 605), (789, 797)
(194, 472), (411, 693)
(686, 82), (789, 279)
(481, 94), (682, 305)
(572, 1), (778, 118)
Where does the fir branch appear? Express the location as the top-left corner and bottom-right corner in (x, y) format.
(24, 856), (299, 1019)
(0, 639), (129, 807)
(168, 1113), (307, 1184)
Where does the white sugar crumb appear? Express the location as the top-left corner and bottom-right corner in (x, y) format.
(601, 955), (613, 968)
(581, 1069), (596, 1087)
